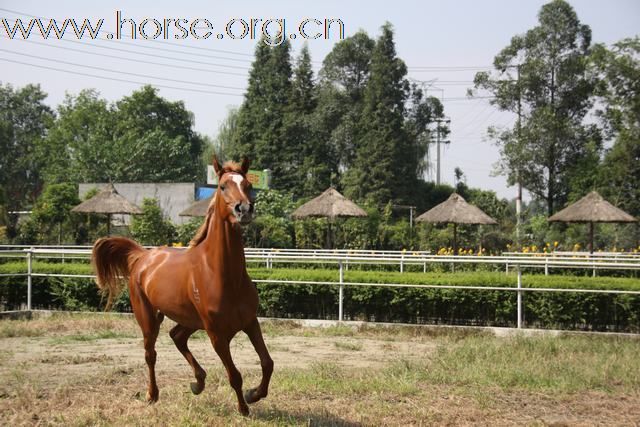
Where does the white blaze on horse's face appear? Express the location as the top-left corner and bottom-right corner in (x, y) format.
(221, 172), (254, 225)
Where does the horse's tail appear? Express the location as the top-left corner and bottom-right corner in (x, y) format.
(92, 237), (145, 310)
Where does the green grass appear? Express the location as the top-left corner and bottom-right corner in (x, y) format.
(275, 335), (640, 398)
(425, 334), (640, 393)
(333, 340), (363, 351)
(48, 329), (135, 344)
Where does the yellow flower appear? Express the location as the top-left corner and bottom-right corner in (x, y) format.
(554, 241), (559, 247)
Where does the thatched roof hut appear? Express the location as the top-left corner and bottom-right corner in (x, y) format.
(179, 197), (212, 217)
(548, 191), (637, 253)
(415, 193), (497, 225)
(72, 183), (142, 235)
(416, 193), (497, 255)
(548, 192), (636, 223)
(291, 188), (367, 220)
(291, 188), (367, 248)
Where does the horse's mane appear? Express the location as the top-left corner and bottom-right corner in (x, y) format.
(188, 161), (245, 248)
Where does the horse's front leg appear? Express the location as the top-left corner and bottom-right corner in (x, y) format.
(242, 317), (274, 404)
(207, 331), (249, 416)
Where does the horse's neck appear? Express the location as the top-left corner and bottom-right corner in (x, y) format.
(202, 196), (246, 272)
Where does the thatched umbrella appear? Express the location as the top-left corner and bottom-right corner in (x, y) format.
(72, 183), (142, 235)
(415, 193), (497, 255)
(291, 187), (367, 248)
(548, 191), (637, 253)
(179, 196), (212, 217)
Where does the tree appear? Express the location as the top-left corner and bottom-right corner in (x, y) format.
(473, 0), (598, 215)
(405, 84), (445, 180)
(343, 23), (410, 206)
(210, 107), (239, 159)
(0, 83), (54, 210)
(318, 31), (375, 172)
(40, 89), (114, 184)
(245, 189), (295, 248)
(592, 38), (640, 217)
(285, 45), (328, 197)
(229, 39), (293, 190)
(113, 86), (204, 182)
(40, 86), (204, 184)
(31, 183), (80, 244)
(130, 198), (175, 245)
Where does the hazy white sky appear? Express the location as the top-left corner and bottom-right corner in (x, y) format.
(1, 0), (638, 200)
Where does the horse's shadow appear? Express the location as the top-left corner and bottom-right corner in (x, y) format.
(252, 406), (363, 427)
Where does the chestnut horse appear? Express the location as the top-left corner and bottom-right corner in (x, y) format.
(91, 157), (272, 416)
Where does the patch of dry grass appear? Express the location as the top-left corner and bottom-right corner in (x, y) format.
(0, 314), (639, 425)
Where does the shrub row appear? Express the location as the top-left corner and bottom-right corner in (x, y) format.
(1, 263), (638, 331)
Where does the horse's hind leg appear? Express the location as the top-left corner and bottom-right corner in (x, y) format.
(131, 294), (164, 403)
(169, 324), (207, 394)
(243, 318), (273, 404)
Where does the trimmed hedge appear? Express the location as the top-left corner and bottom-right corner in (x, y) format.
(1, 262), (639, 331)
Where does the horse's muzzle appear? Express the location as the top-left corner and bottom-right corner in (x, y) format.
(234, 202), (254, 225)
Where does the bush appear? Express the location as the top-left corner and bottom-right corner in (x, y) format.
(1, 262), (638, 331)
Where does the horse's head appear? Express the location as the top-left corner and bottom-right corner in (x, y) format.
(213, 156), (255, 225)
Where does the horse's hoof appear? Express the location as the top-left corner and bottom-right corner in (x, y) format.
(244, 388), (259, 404)
(239, 405), (250, 417)
(146, 391), (159, 404)
(190, 382), (204, 395)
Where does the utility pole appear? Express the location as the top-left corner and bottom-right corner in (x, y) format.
(502, 63), (523, 248)
(433, 117), (451, 185)
(515, 64), (522, 248)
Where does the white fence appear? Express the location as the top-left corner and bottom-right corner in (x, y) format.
(1, 246), (639, 329)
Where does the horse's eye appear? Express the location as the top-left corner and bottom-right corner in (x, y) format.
(220, 185), (226, 191)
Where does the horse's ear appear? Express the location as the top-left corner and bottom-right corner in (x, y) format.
(241, 157), (250, 174)
(213, 156), (223, 177)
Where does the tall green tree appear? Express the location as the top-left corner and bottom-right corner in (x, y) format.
(473, 0), (598, 215)
(318, 31), (375, 171)
(285, 45), (328, 197)
(343, 23), (410, 206)
(592, 38), (640, 217)
(230, 39), (293, 189)
(0, 83), (54, 210)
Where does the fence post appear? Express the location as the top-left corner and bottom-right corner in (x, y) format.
(400, 251), (404, 273)
(338, 260), (344, 322)
(544, 257), (549, 276)
(27, 248), (33, 311)
(516, 266), (522, 329)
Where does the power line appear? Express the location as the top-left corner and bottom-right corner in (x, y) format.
(6, 35), (251, 71)
(453, 102), (494, 134)
(0, 48), (247, 91)
(2, 36), (249, 78)
(0, 57), (244, 97)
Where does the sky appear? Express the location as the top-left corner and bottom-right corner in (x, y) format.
(1, 0), (639, 200)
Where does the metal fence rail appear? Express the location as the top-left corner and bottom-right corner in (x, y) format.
(1, 246), (639, 330)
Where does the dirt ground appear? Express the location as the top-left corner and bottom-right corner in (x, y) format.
(0, 315), (639, 426)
